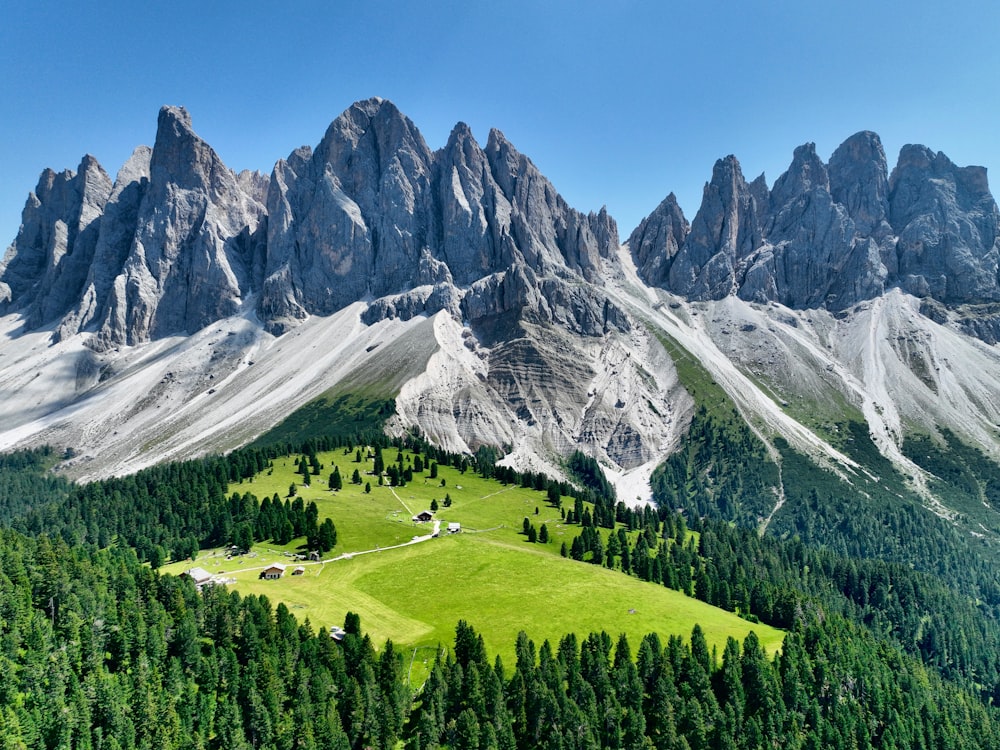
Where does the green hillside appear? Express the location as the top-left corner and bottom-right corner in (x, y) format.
(163, 445), (784, 675)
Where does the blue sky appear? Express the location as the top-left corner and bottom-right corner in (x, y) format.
(2, 0), (998, 248)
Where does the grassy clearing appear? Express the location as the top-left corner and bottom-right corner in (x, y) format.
(230, 447), (574, 556)
(165, 445), (784, 683)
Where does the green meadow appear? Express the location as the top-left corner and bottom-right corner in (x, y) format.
(164, 446), (784, 681)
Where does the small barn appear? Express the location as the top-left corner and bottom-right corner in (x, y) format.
(292, 566), (305, 576)
(182, 567), (214, 588)
(259, 563), (286, 580)
(447, 522), (461, 534)
(330, 626), (346, 641)
(412, 510), (434, 523)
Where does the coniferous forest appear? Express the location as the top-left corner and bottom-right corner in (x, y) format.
(4, 424), (1000, 748)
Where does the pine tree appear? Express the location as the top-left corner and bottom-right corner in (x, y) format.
(329, 467), (343, 491)
(315, 519), (337, 553)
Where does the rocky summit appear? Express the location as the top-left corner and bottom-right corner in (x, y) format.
(629, 130), (1000, 313)
(3, 99), (1000, 530)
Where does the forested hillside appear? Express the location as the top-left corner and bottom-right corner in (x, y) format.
(0, 523), (996, 749)
(3, 435), (1000, 748)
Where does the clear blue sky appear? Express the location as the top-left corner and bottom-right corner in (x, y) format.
(2, 0), (998, 249)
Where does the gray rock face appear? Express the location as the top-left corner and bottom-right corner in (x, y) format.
(56, 147), (152, 342)
(2, 98), (625, 349)
(667, 156), (762, 300)
(744, 142), (887, 310)
(260, 97), (625, 336)
(829, 131), (892, 240)
(432, 121), (518, 285)
(261, 98), (435, 332)
(97, 106), (266, 347)
(0, 156), (113, 327)
(1, 107), (267, 349)
(889, 145), (1000, 303)
(626, 193), (688, 287)
(632, 130), (1000, 316)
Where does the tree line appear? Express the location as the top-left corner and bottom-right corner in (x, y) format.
(414, 614), (997, 750)
(1, 522), (998, 749)
(0, 527), (404, 750)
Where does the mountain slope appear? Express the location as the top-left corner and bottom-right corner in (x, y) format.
(4, 99), (1000, 558)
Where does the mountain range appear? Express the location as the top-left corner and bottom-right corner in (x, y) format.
(3, 97), (1000, 546)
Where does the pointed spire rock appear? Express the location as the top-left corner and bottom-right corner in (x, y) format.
(55, 147), (152, 342)
(0, 155), (112, 326)
(435, 120), (515, 284)
(828, 131), (891, 238)
(666, 155), (761, 299)
(769, 142), (830, 211)
(890, 144), (1000, 303)
(92, 106), (265, 347)
(628, 193), (689, 287)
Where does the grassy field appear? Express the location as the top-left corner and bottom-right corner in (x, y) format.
(165, 445), (784, 683)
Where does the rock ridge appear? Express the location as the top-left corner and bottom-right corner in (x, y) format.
(630, 131), (1000, 317)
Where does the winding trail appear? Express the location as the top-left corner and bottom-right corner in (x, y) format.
(207, 523), (442, 579)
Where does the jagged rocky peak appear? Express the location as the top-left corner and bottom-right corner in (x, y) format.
(626, 193), (689, 287)
(4, 97), (620, 346)
(314, 96), (434, 214)
(0, 105), (268, 349)
(0, 154), (113, 327)
(769, 142), (830, 212)
(260, 97), (437, 330)
(90, 105), (265, 348)
(56, 147), (153, 342)
(750, 137), (885, 310)
(889, 144), (1000, 304)
(261, 97), (624, 336)
(588, 206), (619, 263)
(828, 130), (891, 238)
(632, 130), (1000, 316)
(483, 127), (618, 280)
(665, 154), (762, 300)
(434, 120), (517, 285)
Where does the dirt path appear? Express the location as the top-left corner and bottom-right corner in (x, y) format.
(211, 526), (440, 578)
(390, 486), (415, 515)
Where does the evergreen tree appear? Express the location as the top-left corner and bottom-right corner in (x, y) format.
(315, 518), (337, 553)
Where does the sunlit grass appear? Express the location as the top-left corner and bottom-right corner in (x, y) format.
(165, 445), (785, 685)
